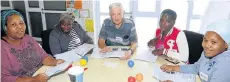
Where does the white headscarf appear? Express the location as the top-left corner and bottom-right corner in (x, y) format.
(202, 19), (230, 47)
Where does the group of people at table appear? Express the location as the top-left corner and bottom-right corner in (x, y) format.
(1, 2), (230, 82)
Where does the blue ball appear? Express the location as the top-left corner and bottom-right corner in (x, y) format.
(128, 60), (134, 68)
(82, 56), (88, 62)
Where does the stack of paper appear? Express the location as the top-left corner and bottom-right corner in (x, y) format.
(135, 47), (158, 63)
(55, 43), (94, 62)
(152, 64), (196, 82)
(45, 61), (72, 77)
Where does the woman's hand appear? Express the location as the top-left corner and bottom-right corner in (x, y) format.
(56, 59), (65, 65)
(160, 64), (180, 72)
(34, 73), (49, 82)
(120, 50), (132, 60)
(152, 48), (164, 56)
(148, 38), (158, 48)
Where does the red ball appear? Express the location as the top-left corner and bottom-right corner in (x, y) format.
(128, 76), (136, 82)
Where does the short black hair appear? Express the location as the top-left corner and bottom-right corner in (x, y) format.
(161, 9), (177, 21)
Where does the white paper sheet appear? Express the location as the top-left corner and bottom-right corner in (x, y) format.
(91, 47), (128, 58)
(135, 47), (158, 63)
(75, 43), (94, 56)
(45, 61), (72, 77)
(152, 64), (196, 82)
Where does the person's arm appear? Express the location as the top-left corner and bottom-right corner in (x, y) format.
(76, 23), (93, 44)
(16, 74), (48, 82)
(174, 31), (189, 62)
(179, 52), (204, 74)
(30, 35), (64, 66)
(160, 52), (204, 74)
(129, 26), (138, 53)
(98, 21), (108, 49)
(49, 31), (62, 55)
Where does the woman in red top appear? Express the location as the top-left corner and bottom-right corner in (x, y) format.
(148, 9), (189, 62)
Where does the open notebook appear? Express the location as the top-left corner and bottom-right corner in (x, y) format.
(55, 43), (94, 62)
(45, 61), (72, 77)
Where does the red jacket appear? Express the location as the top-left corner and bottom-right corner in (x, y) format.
(155, 27), (180, 54)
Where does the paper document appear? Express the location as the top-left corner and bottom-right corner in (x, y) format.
(152, 64), (196, 82)
(75, 43), (94, 56)
(91, 47), (128, 58)
(135, 47), (158, 63)
(55, 43), (94, 62)
(45, 61), (72, 77)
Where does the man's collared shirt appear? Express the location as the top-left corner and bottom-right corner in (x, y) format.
(99, 18), (137, 46)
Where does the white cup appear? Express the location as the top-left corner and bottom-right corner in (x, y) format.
(68, 66), (84, 82)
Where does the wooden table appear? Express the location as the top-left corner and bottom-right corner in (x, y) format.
(34, 54), (201, 82)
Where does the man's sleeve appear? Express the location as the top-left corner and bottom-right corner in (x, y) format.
(99, 20), (108, 40)
(129, 20), (138, 43)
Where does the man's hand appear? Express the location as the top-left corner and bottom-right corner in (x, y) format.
(34, 73), (49, 82)
(99, 46), (112, 53)
(120, 50), (132, 60)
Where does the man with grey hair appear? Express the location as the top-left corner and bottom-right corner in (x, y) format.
(98, 2), (138, 60)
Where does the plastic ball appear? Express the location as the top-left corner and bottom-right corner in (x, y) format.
(128, 60), (134, 68)
(128, 76), (136, 82)
(80, 59), (87, 66)
(136, 73), (143, 82)
(82, 56), (88, 62)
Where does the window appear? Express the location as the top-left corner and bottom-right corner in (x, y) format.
(138, 0), (156, 12)
(161, 0), (188, 30)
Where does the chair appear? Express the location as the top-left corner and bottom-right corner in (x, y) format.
(183, 30), (204, 64)
(41, 29), (53, 56)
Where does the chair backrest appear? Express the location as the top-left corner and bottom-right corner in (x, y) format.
(41, 29), (53, 55)
(183, 30), (204, 64)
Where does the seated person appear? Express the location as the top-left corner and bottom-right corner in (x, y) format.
(49, 13), (93, 55)
(148, 9), (189, 62)
(1, 9), (64, 82)
(160, 19), (230, 82)
(98, 2), (138, 60)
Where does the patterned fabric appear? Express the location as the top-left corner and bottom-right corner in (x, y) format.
(99, 18), (137, 46)
(1, 9), (24, 33)
(1, 35), (48, 82)
(68, 28), (82, 51)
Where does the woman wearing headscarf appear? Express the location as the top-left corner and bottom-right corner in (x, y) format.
(160, 19), (230, 82)
(49, 13), (93, 55)
(1, 9), (64, 82)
